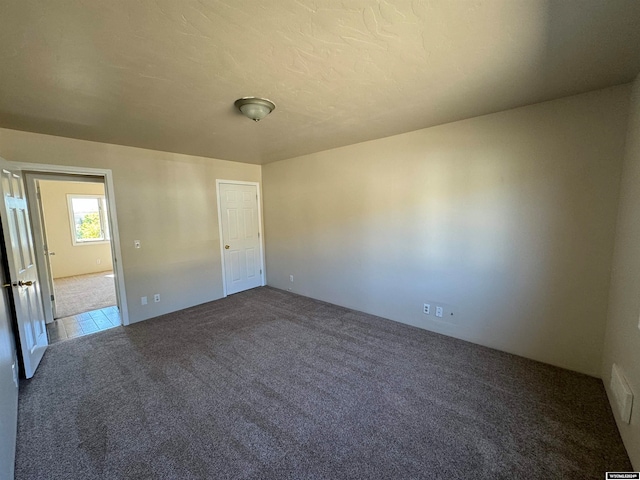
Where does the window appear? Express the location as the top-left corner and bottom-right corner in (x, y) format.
(67, 194), (110, 245)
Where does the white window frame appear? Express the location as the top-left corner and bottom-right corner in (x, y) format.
(67, 194), (110, 246)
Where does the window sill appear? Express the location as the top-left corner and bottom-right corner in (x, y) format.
(72, 240), (111, 247)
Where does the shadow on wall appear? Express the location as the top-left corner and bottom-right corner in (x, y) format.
(263, 85), (627, 376)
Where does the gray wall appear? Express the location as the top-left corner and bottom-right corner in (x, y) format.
(263, 85), (630, 377)
(602, 73), (640, 469)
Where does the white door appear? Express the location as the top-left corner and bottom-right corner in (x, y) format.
(0, 163), (48, 379)
(28, 178), (57, 322)
(218, 182), (263, 295)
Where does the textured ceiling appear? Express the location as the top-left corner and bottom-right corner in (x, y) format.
(1, 1), (640, 165)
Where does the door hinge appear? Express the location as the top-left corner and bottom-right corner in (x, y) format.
(50, 294), (54, 301)
(260, 269), (262, 275)
(258, 232), (260, 238)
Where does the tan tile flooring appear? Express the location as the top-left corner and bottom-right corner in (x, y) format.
(46, 306), (120, 344)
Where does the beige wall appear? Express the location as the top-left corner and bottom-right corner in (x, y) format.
(0, 129), (261, 323)
(39, 180), (113, 279)
(602, 74), (640, 469)
(263, 85), (631, 377)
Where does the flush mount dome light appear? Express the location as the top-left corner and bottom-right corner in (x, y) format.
(234, 97), (276, 122)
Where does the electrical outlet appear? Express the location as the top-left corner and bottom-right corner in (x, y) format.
(96, 258), (101, 265)
(423, 303), (431, 315)
(290, 274), (294, 282)
(134, 240), (141, 249)
(141, 296), (147, 305)
(435, 306), (444, 318)
(154, 294), (160, 303)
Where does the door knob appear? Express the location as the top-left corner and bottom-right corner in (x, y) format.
(225, 245), (230, 249)
(18, 280), (34, 287)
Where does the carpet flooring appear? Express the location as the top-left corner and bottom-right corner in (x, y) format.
(53, 271), (117, 319)
(16, 287), (631, 479)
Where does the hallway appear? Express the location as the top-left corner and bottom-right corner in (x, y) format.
(53, 271), (117, 319)
(46, 306), (120, 344)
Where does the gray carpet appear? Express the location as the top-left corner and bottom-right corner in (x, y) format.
(53, 271), (117, 319)
(16, 287), (631, 479)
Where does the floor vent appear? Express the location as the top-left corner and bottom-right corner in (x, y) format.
(610, 363), (633, 424)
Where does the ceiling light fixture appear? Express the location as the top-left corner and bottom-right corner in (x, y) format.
(234, 97), (276, 122)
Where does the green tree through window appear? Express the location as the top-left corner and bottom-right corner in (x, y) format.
(77, 212), (102, 240)
(68, 195), (109, 244)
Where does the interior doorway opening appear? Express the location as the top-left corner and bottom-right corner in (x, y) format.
(25, 174), (122, 343)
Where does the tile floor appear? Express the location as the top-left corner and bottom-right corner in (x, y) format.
(46, 306), (120, 344)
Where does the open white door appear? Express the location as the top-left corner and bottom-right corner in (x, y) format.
(0, 161), (47, 379)
(37, 181), (58, 321)
(24, 176), (58, 323)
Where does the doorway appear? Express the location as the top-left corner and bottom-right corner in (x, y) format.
(39, 179), (118, 341)
(25, 172), (125, 343)
(0, 158), (127, 378)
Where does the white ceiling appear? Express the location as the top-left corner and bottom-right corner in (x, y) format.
(1, 1), (640, 165)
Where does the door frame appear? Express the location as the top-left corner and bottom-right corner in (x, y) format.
(24, 172), (120, 324)
(216, 180), (266, 297)
(18, 163), (129, 326)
